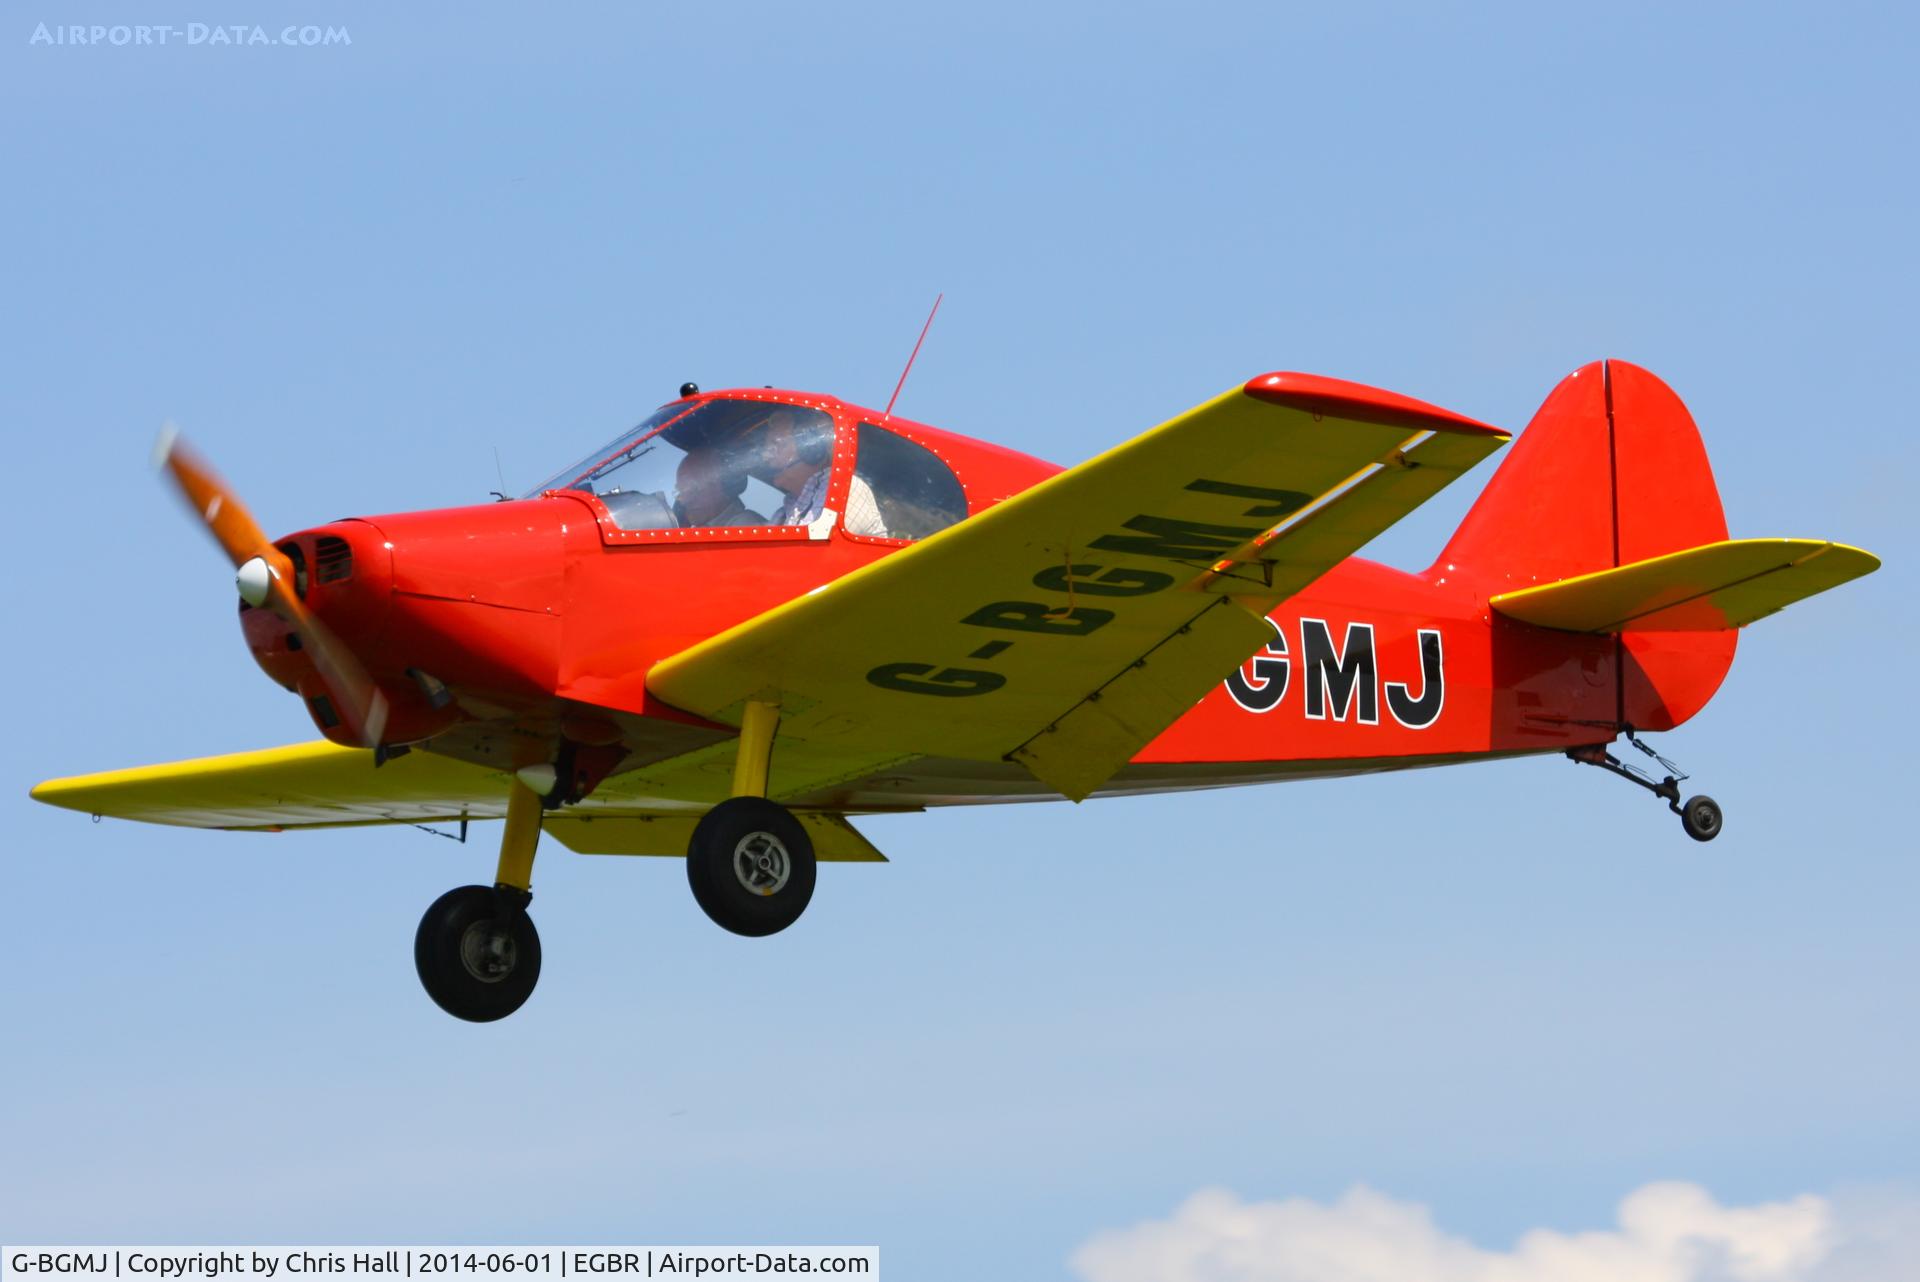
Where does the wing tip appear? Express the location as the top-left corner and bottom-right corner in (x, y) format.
(28, 775), (83, 810)
(1243, 372), (1508, 439)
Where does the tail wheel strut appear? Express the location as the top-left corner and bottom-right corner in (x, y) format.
(1567, 727), (1723, 843)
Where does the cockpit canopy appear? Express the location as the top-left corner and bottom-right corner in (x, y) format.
(525, 398), (829, 532)
(526, 396), (970, 541)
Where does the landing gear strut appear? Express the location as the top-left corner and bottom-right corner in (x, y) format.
(415, 779), (545, 1020)
(687, 700), (817, 936)
(1568, 728), (1722, 842)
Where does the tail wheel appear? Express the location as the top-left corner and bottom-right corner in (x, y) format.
(1680, 794), (1723, 843)
(414, 885), (542, 1021)
(687, 797), (817, 937)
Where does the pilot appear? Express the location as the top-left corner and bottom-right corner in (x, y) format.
(674, 446), (767, 528)
(757, 408), (887, 536)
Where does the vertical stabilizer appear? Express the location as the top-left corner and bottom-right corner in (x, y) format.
(1433, 361), (1737, 731)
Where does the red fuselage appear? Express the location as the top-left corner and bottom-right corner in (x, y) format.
(240, 385), (1733, 803)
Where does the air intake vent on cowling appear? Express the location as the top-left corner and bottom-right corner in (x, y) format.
(314, 536), (353, 584)
(277, 541), (307, 597)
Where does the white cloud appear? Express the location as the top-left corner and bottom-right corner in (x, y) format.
(1071, 1182), (1920, 1282)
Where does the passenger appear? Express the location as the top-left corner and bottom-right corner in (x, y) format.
(673, 447), (766, 528)
(757, 408), (887, 536)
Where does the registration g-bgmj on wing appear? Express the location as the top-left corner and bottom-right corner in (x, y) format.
(32, 362), (1879, 1020)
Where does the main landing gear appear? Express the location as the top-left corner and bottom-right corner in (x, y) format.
(413, 702), (814, 1019)
(686, 699), (817, 937)
(415, 778), (545, 1021)
(1568, 728), (1723, 842)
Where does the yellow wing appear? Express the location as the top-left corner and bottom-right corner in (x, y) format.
(28, 741), (890, 861)
(30, 740), (503, 829)
(649, 374), (1510, 800)
(1490, 538), (1881, 632)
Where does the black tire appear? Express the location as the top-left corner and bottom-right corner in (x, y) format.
(1680, 794), (1723, 843)
(414, 885), (542, 1022)
(686, 797), (817, 937)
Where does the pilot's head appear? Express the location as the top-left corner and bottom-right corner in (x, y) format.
(757, 408), (833, 478)
(675, 447), (747, 524)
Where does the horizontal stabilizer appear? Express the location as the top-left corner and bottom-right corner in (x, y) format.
(1489, 538), (1879, 633)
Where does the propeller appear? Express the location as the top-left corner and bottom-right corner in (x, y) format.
(155, 425), (389, 747)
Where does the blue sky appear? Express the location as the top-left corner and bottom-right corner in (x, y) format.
(3, 3), (1914, 1278)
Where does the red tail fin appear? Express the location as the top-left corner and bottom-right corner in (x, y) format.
(1434, 360), (1736, 730)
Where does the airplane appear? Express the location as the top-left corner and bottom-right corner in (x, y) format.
(30, 360), (1880, 1022)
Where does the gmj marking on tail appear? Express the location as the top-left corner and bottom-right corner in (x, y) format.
(1226, 619), (1445, 729)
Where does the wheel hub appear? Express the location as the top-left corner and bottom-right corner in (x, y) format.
(458, 919), (518, 982)
(732, 831), (791, 896)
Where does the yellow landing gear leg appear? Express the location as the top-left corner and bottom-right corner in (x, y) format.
(730, 699), (781, 799)
(494, 780), (543, 903)
(687, 699), (817, 937)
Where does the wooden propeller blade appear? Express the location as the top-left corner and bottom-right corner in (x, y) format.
(156, 425), (389, 748)
(155, 425), (278, 568)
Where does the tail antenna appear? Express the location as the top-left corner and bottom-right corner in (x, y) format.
(882, 293), (943, 424)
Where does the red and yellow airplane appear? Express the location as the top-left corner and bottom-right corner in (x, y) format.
(31, 360), (1878, 1021)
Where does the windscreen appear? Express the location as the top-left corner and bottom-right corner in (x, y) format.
(524, 399), (836, 533)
